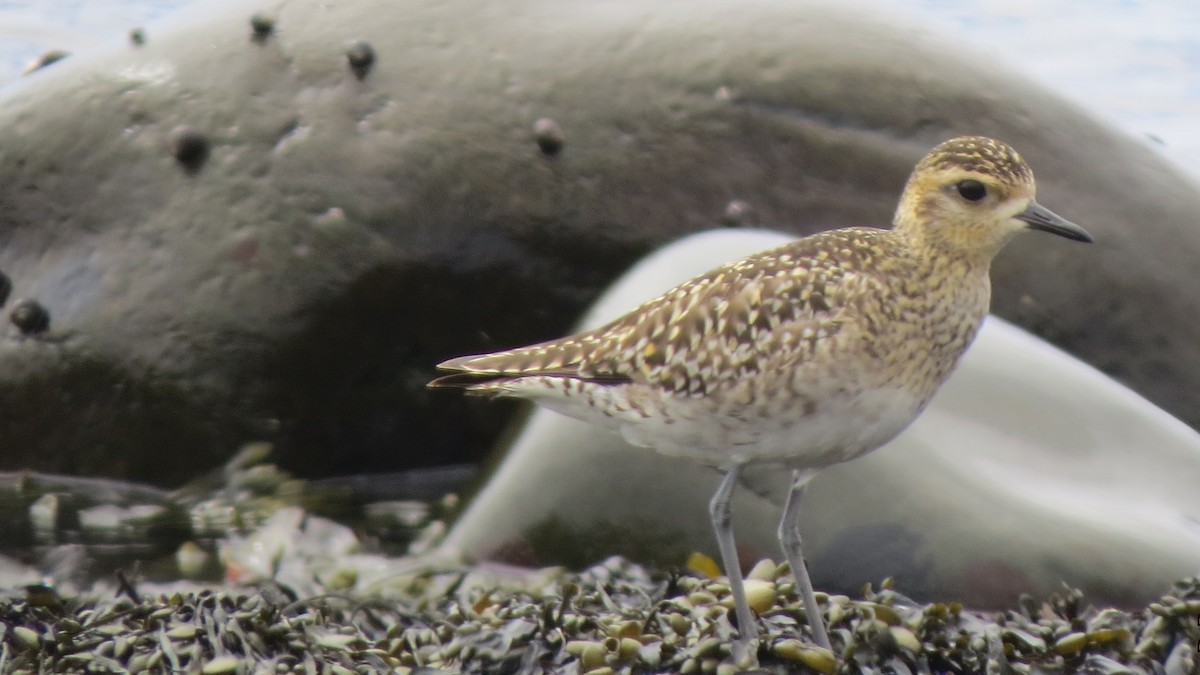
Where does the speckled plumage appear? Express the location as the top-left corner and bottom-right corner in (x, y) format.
(430, 136), (1092, 656)
(433, 227), (985, 468)
(431, 137), (1084, 468)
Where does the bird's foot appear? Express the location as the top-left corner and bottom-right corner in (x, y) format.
(731, 636), (759, 669)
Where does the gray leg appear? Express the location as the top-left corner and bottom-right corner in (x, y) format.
(710, 464), (757, 653)
(778, 469), (833, 651)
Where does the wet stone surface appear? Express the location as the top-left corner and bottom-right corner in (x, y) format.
(169, 125), (210, 172)
(533, 118), (566, 156)
(8, 298), (50, 335)
(4, 0), (1200, 484)
(249, 12), (275, 41)
(0, 269), (10, 308)
(344, 39), (375, 80)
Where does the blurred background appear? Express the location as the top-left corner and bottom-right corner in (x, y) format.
(1, 0), (1198, 619)
(4, 0), (1198, 179)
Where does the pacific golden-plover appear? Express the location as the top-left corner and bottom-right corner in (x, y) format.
(430, 136), (1092, 657)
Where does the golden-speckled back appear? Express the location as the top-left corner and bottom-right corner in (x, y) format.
(434, 224), (988, 409)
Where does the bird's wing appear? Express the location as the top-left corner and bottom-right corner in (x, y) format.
(429, 330), (629, 387)
(430, 229), (898, 392)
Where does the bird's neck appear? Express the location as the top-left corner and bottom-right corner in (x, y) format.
(892, 224), (997, 283)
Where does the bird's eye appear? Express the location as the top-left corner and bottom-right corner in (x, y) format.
(956, 180), (987, 202)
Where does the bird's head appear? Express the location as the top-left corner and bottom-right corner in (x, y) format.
(895, 136), (1092, 257)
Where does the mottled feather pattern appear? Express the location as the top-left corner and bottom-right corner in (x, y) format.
(590, 229), (899, 397)
(437, 228), (897, 394)
(432, 222), (993, 409)
(915, 136), (1032, 184)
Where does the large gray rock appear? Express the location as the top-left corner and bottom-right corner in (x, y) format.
(0, 0), (1197, 483)
(441, 230), (1200, 608)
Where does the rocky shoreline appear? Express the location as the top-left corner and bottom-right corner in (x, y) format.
(0, 447), (1196, 673)
(3, 553), (1198, 674)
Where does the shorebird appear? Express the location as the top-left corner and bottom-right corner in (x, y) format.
(429, 136), (1092, 657)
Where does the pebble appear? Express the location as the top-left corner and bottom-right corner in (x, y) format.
(0, 545), (1195, 673)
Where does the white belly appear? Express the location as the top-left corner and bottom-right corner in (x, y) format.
(509, 376), (924, 470)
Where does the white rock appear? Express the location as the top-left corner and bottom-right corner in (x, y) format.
(443, 229), (1200, 606)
